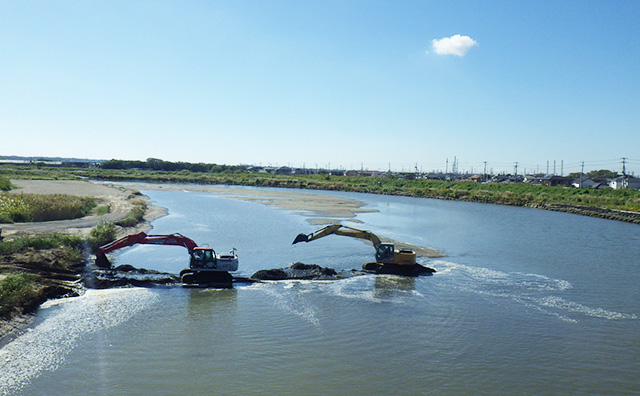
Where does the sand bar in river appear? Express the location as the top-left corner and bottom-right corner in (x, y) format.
(4, 180), (444, 257)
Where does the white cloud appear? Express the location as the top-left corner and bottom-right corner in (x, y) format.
(431, 34), (478, 56)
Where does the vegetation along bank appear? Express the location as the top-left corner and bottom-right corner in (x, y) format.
(2, 161), (640, 224)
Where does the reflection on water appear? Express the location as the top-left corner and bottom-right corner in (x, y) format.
(373, 274), (416, 298)
(186, 288), (238, 324)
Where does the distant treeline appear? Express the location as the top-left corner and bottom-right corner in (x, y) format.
(101, 158), (246, 173)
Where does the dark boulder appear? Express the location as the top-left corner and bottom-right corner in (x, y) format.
(251, 263), (339, 281)
(289, 262), (337, 277)
(251, 268), (288, 281)
(363, 262), (435, 276)
(91, 266), (180, 288)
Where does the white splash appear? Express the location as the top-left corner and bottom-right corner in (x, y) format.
(433, 260), (637, 323)
(0, 288), (159, 396)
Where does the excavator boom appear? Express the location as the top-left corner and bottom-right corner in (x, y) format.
(94, 231), (239, 287)
(293, 224), (382, 247)
(293, 224), (420, 269)
(95, 232), (198, 268)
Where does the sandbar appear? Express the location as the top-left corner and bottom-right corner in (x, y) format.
(4, 180), (444, 257)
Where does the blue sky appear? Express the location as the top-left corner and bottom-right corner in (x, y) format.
(1, 1), (639, 175)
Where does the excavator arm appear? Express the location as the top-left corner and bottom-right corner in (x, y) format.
(95, 232), (198, 268)
(293, 224), (417, 266)
(293, 224), (382, 247)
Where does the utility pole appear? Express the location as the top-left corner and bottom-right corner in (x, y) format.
(622, 157), (627, 177)
(580, 161), (585, 188)
(484, 161), (487, 182)
(561, 160), (564, 176)
(514, 162), (518, 176)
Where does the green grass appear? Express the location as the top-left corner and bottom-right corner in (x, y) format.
(0, 193), (96, 223)
(0, 273), (39, 316)
(0, 233), (83, 254)
(0, 233), (84, 316)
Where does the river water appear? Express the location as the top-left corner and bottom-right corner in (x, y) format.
(1, 186), (639, 395)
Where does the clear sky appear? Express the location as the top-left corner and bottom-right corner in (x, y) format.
(1, 1), (639, 175)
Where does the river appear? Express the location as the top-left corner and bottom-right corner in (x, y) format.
(1, 186), (639, 395)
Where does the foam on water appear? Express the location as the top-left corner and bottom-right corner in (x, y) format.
(250, 281), (322, 328)
(0, 288), (159, 396)
(539, 296), (638, 320)
(433, 260), (638, 323)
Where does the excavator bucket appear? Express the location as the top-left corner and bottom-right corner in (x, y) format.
(95, 254), (112, 269)
(292, 233), (309, 244)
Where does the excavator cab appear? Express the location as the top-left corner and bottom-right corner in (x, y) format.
(190, 247), (217, 269)
(375, 243), (395, 263)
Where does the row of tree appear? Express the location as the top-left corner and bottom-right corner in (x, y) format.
(100, 158), (246, 173)
(567, 170), (621, 179)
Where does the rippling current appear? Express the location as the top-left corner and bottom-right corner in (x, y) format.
(1, 186), (639, 395)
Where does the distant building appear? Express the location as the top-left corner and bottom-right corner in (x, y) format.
(523, 175), (543, 185)
(571, 177), (609, 188)
(609, 177), (640, 190)
(274, 166), (293, 175)
(541, 176), (574, 187)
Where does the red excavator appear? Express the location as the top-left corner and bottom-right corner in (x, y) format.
(95, 232), (238, 287)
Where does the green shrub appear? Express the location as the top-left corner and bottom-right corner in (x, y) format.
(89, 221), (117, 251)
(0, 194), (30, 223)
(0, 177), (12, 191)
(116, 201), (147, 227)
(94, 205), (110, 215)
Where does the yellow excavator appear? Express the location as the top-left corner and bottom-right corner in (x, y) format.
(292, 224), (434, 276)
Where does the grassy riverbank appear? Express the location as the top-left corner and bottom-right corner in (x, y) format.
(2, 164), (640, 220)
(0, 234), (84, 322)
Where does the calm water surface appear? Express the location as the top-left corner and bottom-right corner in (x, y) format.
(1, 186), (638, 395)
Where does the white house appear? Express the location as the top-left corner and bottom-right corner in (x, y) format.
(609, 177), (640, 190)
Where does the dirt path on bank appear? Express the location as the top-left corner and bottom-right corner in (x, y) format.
(2, 180), (164, 237)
